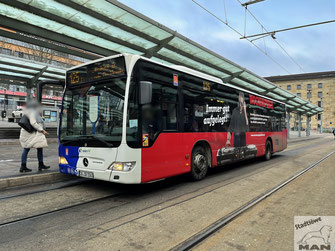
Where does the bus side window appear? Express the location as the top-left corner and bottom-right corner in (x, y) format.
(161, 86), (178, 131)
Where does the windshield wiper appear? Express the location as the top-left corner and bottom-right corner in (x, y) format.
(84, 135), (114, 147)
(61, 138), (84, 145)
(61, 135), (113, 147)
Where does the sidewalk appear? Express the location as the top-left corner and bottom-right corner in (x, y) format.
(0, 142), (71, 189)
(287, 135), (329, 144)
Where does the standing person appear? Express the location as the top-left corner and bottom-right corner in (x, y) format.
(19, 100), (50, 172)
(225, 92), (249, 147)
(333, 128), (335, 140)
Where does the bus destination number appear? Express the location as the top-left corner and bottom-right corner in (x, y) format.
(67, 58), (126, 85)
(69, 72), (80, 85)
(203, 81), (211, 91)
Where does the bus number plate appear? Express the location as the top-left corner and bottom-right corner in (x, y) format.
(79, 171), (94, 179)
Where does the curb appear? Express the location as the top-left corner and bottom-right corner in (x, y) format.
(288, 135), (327, 144)
(0, 172), (73, 190)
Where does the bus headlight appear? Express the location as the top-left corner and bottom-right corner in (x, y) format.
(112, 162), (123, 171)
(123, 162), (136, 172)
(59, 157), (68, 165)
(110, 162), (136, 172)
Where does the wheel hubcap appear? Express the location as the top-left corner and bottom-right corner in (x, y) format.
(194, 154), (206, 174)
(267, 146), (271, 158)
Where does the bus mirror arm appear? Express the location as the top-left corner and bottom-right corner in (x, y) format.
(139, 81), (152, 105)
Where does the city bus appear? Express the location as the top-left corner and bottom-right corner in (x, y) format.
(55, 54), (287, 184)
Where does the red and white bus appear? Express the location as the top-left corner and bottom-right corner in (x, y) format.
(58, 54), (287, 183)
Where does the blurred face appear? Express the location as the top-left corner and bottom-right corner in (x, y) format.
(239, 95), (244, 111)
(36, 104), (42, 114)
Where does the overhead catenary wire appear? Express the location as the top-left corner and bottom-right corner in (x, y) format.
(236, 0), (305, 73)
(191, 0), (291, 74)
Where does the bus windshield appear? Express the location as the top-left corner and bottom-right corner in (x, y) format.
(60, 77), (126, 147)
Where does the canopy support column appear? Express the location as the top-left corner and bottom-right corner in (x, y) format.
(144, 33), (176, 58)
(306, 116), (310, 136)
(286, 112), (290, 139)
(26, 81), (33, 102)
(298, 114), (302, 137)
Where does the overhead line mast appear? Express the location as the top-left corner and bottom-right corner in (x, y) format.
(240, 19), (335, 40)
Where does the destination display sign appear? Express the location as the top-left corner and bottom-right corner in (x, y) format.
(66, 57), (126, 85)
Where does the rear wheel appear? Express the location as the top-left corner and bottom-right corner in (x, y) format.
(264, 141), (272, 161)
(190, 146), (208, 181)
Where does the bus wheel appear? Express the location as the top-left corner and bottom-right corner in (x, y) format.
(190, 146), (208, 181)
(264, 141), (272, 161)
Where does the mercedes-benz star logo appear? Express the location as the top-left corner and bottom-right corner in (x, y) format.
(83, 158), (89, 167)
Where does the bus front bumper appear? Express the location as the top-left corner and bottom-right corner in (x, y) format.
(59, 164), (141, 184)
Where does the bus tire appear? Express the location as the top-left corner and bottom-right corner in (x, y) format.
(190, 146), (208, 181)
(264, 140), (272, 161)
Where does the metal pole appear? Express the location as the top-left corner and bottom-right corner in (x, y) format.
(320, 98), (323, 134)
(306, 116), (310, 136)
(240, 19), (335, 39)
(286, 112), (290, 139)
(298, 114), (301, 137)
(26, 86), (32, 101)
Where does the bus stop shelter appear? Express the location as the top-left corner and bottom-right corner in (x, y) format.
(0, 0), (322, 137)
(0, 53), (65, 99)
(0, 54), (65, 123)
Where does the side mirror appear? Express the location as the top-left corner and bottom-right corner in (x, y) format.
(139, 81), (152, 105)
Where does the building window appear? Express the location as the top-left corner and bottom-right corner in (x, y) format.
(307, 84), (312, 89)
(297, 84), (301, 90)
(318, 92), (322, 98)
(318, 101), (322, 107)
(13, 51), (24, 58)
(287, 85), (291, 90)
(297, 93), (301, 97)
(318, 83), (323, 88)
(307, 92), (312, 99)
(0, 48), (12, 55)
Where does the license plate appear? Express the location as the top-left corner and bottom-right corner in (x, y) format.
(79, 171), (94, 178)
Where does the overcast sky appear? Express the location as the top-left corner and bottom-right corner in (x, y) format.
(118, 0), (335, 77)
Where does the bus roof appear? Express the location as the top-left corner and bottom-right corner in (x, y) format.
(136, 54), (286, 105)
(67, 53), (286, 105)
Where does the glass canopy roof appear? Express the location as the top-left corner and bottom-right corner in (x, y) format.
(0, 0), (322, 115)
(0, 54), (66, 82)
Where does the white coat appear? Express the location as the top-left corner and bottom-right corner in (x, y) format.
(19, 109), (48, 149)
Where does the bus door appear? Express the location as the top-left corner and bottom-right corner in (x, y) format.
(141, 82), (185, 182)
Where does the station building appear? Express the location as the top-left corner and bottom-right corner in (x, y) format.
(265, 71), (335, 131)
(0, 35), (86, 114)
